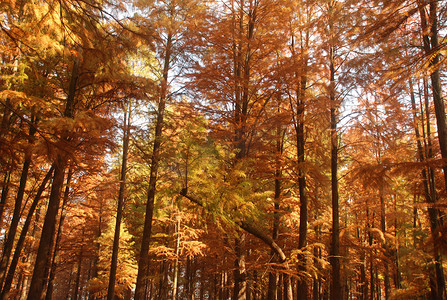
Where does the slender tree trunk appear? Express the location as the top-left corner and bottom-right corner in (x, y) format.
(296, 94), (308, 300)
(289, 23), (310, 300)
(172, 215), (180, 300)
(157, 260), (169, 300)
(0, 98), (13, 216)
(378, 177), (390, 300)
(359, 250), (367, 300)
(73, 237), (84, 300)
(107, 103), (131, 300)
(232, 1), (249, 297)
(268, 169), (281, 300)
(88, 194), (104, 300)
(0, 171), (10, 232)
(45, 167), (73, 300)
(328, 4), (341, 297)
(186, 257), (192, 300)
(134, 32), (172, 300)
(393, 195), (402, 290)
(27, 56), (79, 300)
(0, 167), (54, 299)
(368, 210), (375, 300)
(234, 235), (247, 300)
(268, 117), (283, 300)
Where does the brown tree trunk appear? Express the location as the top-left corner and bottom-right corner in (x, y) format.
(296, 72), (308, 300)
(268, 109), (284, 300)
(329, 20), (341, 300)
(234, 235), (247, 300)
(27, 56), (79, 300)
(172, 215), (181, 300)
(380, 190), (390, 300)
(73, 236), (84, 300)
(107, 102), (131, 300)
(0, 171), (10, 232)
(45, 167), (73, 300)
(268, 162), (281, 299)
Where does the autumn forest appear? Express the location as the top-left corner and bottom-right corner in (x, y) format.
(0, 0), (447, 299)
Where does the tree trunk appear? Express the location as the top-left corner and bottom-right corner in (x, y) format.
(268, 175), (280, 299)
(393, 195), (402, 290)
(328, 11), (341, 299)
(0, 171), (11, 233)
(268, 121), (282, 300)
(368, 210), (375, 300)
(73, 237), (84, 300)
(27, 56), (79, 300)
(172, 215), (180, 300)
(45, 167), (73, 300)
(88, 191), (104, 300)
(234, 235), (247, 300)
(134, 32), (172, 300)
(291, 27), (309, 300)
(379, 188), (390, 300)
(107, 102), (131, 300)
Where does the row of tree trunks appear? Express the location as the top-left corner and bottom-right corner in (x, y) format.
(0, 116), (36, 288)
(417, 1), (447, 298)
(0, 167), (54, 299)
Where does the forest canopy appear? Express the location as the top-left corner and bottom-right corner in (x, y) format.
(0, 0), (446, 299)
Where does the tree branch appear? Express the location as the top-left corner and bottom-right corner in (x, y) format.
(179, 188), (287, 263)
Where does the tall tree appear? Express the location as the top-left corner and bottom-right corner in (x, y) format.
(133, 0), (202, 297)
(107, 102), (131, 299)
(327, 1), (341, 298)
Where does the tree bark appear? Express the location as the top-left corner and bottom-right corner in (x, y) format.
(0, 171), (10, 233)
(295, 50), (309, 300)
(233, 234), (247, 300)
(134, 32), (172, 300)
(171, 215), (180, 300)
(45, 167), (73, 300)
(73, 234), (84, 300)
(268, 155), (281, 299)
(27, 56), (79, 300)
(107, 102), (131, 300)
(328, 8), (341, 298)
